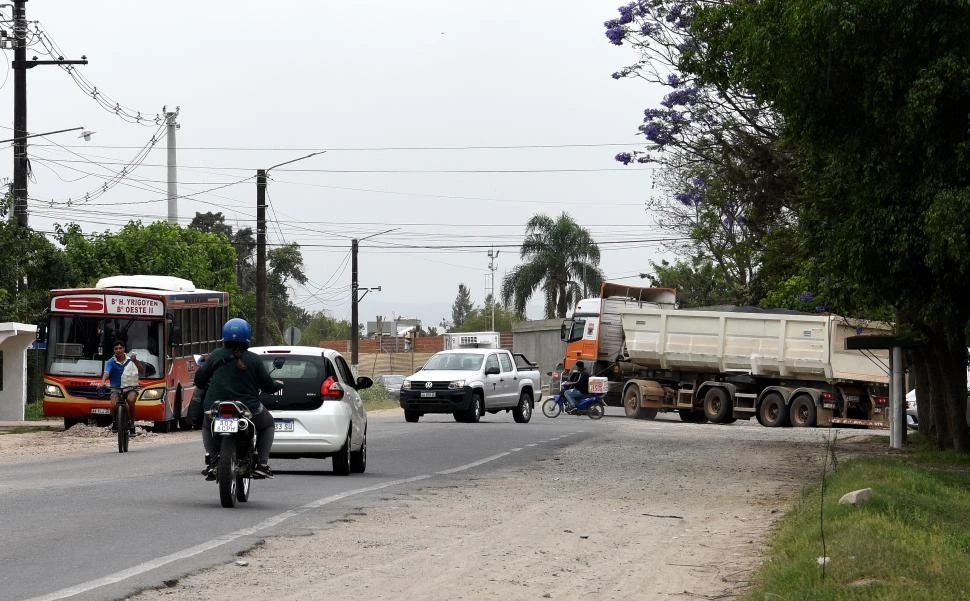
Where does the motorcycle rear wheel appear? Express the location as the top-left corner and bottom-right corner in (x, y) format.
(541, 398), (561, 418)
(218, 437), (237, 508)
(588, 401), (605, 420)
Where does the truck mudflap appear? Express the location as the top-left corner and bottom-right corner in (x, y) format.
(829, 417), (889, 429)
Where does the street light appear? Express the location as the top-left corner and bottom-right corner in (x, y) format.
(351, 228), (398, 373)
(255, 151), (326, 345)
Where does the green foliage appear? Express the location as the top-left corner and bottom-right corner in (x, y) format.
(0, 219), (72, 323)
(55, 221), (237, 292)
(451, 283), (474, 327)
(501, 212), (603, 318)
(298, 310), (353, 346)
(643, 256), (738, 308)
(451, 295), (522, 333)
(741, 441), (970, 600)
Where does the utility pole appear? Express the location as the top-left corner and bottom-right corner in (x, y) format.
(165, 108), (180, 223)
(11, 0), (88, 227)
(253, 151), (325, 345)
(351, 238), (359, 369)
(349, 229), (395, 373)
(255, 169), (268, 345)
(487, 249), (500, 332)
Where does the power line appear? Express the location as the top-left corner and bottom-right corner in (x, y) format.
(29, 141), (643, 152)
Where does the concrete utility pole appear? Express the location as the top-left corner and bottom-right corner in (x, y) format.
(11, 0), (88, 227)
(487, 248), (500, 331)
(165, 108), (180, 223)
(254, 151), (325, 345)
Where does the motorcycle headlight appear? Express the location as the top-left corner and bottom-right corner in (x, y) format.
(140, 388), (164, 401)
(448, 380), (465, 390)
(44, 384), (64, 398)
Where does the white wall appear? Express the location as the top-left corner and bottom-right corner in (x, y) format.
(0, 323), (38, 421)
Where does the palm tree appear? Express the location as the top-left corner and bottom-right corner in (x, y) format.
(501, 212), (604, 318)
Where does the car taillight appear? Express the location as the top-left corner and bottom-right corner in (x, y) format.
(321, 376), (344, 400)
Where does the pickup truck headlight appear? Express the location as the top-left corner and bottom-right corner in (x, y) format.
(402, 380), (412, 391)
(448, 380), (465, 390)
(44, 384), (64, 398)
(140, 388), (164, 401)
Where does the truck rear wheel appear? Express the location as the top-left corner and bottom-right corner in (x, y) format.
(622, 385), (643, 419)
(789, 395), (817, 427)
(758, 393), (790, 427)
(703, 388), (733, 423)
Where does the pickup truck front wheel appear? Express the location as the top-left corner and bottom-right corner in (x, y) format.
(513, 391), (533, 423)
(459, 392), (483, 423)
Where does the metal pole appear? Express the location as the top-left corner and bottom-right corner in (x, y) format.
(891, 345), (904, 449)
(165, 110), (179, 223)
(255, 169), (267, 345)
(351, 239), (359, 374)
(13, 0), (27, 227)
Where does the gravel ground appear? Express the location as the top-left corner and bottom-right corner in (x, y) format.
(0, 414), (886, 600)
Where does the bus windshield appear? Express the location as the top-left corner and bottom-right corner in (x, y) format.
(45, 315), (164, 378)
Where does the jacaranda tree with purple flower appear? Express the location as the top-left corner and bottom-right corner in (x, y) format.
(603, 1), (804, 307)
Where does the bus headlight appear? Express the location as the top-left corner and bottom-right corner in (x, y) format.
(44, 384), (64, 398)
(140, 388), (164, 401)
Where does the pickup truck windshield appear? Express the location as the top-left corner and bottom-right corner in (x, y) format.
(423, 353), (485, 371)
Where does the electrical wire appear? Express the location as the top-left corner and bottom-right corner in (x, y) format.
(28, 141), (642, 152)
(29, 22), (165, 126)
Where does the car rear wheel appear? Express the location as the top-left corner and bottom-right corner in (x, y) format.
(333, 430), (351, 476)
(350, 428), (367, 473)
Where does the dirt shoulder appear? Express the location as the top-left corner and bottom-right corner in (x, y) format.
(1, 416), (882, 600)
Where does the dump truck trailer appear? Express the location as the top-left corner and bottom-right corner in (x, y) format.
(561, 284), (891, 428)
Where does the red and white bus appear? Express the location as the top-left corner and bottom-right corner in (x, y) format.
(40, 275), (229, 431)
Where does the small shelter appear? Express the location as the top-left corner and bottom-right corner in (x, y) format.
(0, 322), (38, 421)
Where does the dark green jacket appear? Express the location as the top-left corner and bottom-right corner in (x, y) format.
(194, 347), (280, 412)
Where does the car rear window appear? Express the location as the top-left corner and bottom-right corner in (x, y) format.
(257, 355), (333, 411)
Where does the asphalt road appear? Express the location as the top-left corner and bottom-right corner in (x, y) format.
(0, 408), (600, 601)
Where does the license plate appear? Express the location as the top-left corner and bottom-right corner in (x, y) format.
(274, 419), (294, 432)
(91, 408), (110, 415)
(213, 418), (239, 433)
(420, 391), (436, 398)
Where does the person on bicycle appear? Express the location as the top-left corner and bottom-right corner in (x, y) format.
(563, 360), (590, 410)
(99, 340), (144, 433)
(194, 318), (282, 479)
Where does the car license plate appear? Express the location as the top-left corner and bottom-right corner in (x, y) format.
(420, 391), (436, 398)
(274, 419), (294, 432)
(91, 408), (110, 415)
(213, 418), (239, 433)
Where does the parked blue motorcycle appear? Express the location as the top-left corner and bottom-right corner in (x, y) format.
(541, 390), (606, 420)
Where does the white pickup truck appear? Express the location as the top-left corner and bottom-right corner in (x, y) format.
(399, 348), (542, 423)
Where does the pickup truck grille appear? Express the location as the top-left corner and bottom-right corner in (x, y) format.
(408, 381), (454, 391)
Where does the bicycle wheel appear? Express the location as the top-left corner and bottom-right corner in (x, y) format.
(542, 398), (562, 418)
(218, 436), (237, 508)
(116, 403), (129, 453)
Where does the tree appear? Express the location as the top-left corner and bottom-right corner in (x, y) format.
(451, 283), (474, 327)
(501, 212), (604, 318)
(688, 0), (970, 450)
(604, 2), (803, 307)
(0, 195), (71, 323)
(642, 256), (736, 308)
(55, 221), (237, 292)
(453, 297), (523, 333)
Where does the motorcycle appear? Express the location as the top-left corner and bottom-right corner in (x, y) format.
(541, 390), (607, 419)
(209, 400), (258, 508)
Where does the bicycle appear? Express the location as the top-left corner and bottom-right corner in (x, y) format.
(101, 385), (139, 453)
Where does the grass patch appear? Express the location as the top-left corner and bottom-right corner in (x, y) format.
(25, 401), (48, 421)
(741, 432), (970, 601)
(360, 385), (401, 412)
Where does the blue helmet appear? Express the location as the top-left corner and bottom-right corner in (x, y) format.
(222, 318), (252, 343)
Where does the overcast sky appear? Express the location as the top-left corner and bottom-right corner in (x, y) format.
(1, 1), (672, 328)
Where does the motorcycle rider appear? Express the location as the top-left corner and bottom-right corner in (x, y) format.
(563, 360), (590, 411)
(194, 318), (282, 479)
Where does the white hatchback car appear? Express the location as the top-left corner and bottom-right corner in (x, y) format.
(249, 346), (371, 475)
